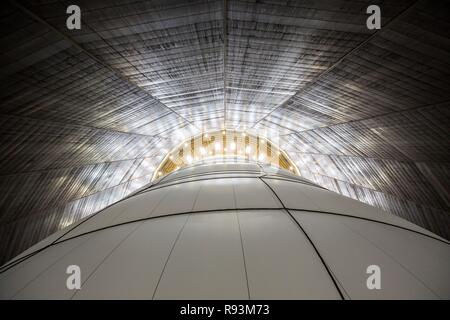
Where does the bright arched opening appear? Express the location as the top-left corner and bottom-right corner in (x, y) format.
(152, 130), (299, 181)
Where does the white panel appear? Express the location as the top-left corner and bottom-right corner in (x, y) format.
(1, 223), (81, 267)
(193, 178), (236, 211)
(233, 178), (281, 208)
(0, 235), (91, 299)
(332, 215), (450, 299)
(154, 212), (248, 299)
(262, 178), (321, 211)
(237, 210), (341, 299)
(292, 211), (439, 299)
(111, 187), (169, 224)
(151, 181), (201, 216)
(58, 199), (133, 241)
(12, 223), (140, 299)
(73, 215), (189, 299)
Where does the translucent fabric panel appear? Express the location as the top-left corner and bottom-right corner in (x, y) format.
(261, 178), (321, 211)
(193, 178), (236, 212)
(232, 178), (281, 209)
(150, 182), (202, 216)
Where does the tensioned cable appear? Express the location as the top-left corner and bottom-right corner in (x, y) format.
(251, 0), (421, 129)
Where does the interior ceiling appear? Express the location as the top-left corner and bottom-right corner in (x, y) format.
(152, 130), (299, 180)
(0, 0), (449, 264)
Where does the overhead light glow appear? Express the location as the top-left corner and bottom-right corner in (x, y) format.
(152, 130), (298, 181)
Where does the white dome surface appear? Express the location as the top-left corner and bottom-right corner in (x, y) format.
(1, 162), (449, 299)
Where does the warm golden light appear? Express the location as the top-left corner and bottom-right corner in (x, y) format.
(152, 130), (299, 180)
